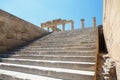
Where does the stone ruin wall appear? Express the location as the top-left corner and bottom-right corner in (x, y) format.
(103, 0), (120, 79)
(0, 10), (48, 53)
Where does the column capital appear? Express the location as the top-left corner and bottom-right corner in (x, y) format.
(80, 19), (85, 21)
(80, 19), (85, 29)
(62, 23), (65, 31)
(92, 17), (96, 28)
(93, 17), (96, 19)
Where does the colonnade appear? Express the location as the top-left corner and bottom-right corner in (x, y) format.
(41, 17), (96, 32)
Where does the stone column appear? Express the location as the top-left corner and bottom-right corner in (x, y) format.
(93, 17), (96, 28)
(81, 19), (85, 29)
(53, 25), (57, 32)
(71, 21), (74, 31)
(62, 24), (65, 31)
(52, 27), (54, 32)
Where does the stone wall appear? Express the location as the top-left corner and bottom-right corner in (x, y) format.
(0, 9), (48, 53)
(103, 0), (120, 79)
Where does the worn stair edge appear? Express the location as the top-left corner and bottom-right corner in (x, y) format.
(17, 46), (96, 49)
(0, 55), (96, 62)
(0, 69), (62, 80)
(0, 58), (95, 71)
(1, 58), (95, 65)
(0, 63), (94, 80)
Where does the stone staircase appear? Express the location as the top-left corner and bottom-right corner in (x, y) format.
(0, 28), (98, 80)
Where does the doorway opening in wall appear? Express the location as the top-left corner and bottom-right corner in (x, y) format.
(49, 28), (53, 32)
(57, 25), (62, 31)
(65, 24), (71, 31)
(44, 27), (48, 31)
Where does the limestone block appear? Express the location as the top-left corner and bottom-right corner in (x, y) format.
(0, 9), (48, 52)
(0, 46), (7, 53)
(0, 21), (6, 33)
(6, 39), (25, 50)
(16, 33), (22, 40)
(0, 40), (6, 46)
(0, 33), (6, 39)
(21, 34), (31, 41)
(17, 40), (26, 46)
(13, 24), (23, 33)
(6, 33), (16, 39)
(0, 21), (5, 27)
(0, 33), (7, 46)
(6, 39), (18, 48)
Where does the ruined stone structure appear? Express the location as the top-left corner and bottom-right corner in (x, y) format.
(41, 17), (96, 32)
(41, 19), (74, 32)
(0, 0), (119, 79)
(0, 10), (99, 80)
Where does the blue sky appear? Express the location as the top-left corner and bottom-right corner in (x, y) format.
(0, 0), (103, 30)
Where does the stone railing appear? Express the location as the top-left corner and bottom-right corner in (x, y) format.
(40, 17), (97, 32)
(0, 9), (49, 53)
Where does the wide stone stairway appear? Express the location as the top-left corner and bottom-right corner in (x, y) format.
(0, 28), (98, 80)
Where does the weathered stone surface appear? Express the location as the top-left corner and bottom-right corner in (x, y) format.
(0, 10), (48, 53)
(0, 41), (6, 46)
(21, 34), (31, 41)
(6, 33), (16, 39)
(41, 19), (74, 32)
(6, 39), (19, 49)
(0, 21), (5, 27)
(0, 28), (97, 80)
(0, 46), (7, 52)
(103, 0), (120, 79)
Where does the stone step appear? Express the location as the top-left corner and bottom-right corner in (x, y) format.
(14, 47), (95, 51)
(41, 34), (96, 37)
(29, 42), (96, 46)
(37, 40), (96, 43)
(41, 37), (97, 40)
(44, 35), (97, 38)
(0, 54), (96, 62)
(29, 44), (96, 46)
(5, 51), (96, 56)
(38, 36), (96, 39)
(45, 31), (97, 36)
(0, 63), (95, 80)
(32, 41), (95, 44)
(0, 58), (95, 71)
(45, 32), (96, 36)
(32, 40), (96, 42)
(31, 40), (96, 44)
(48, 31), (96, 34)
(0, 69), (63, 80)
(23, 44), (95, 48)
(14, 48), (95, 52)
(39, 37), (97, 41)
(43, 35), (96, 39)
(30, 40), (96, 43)
(19, 46), (96, 50)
